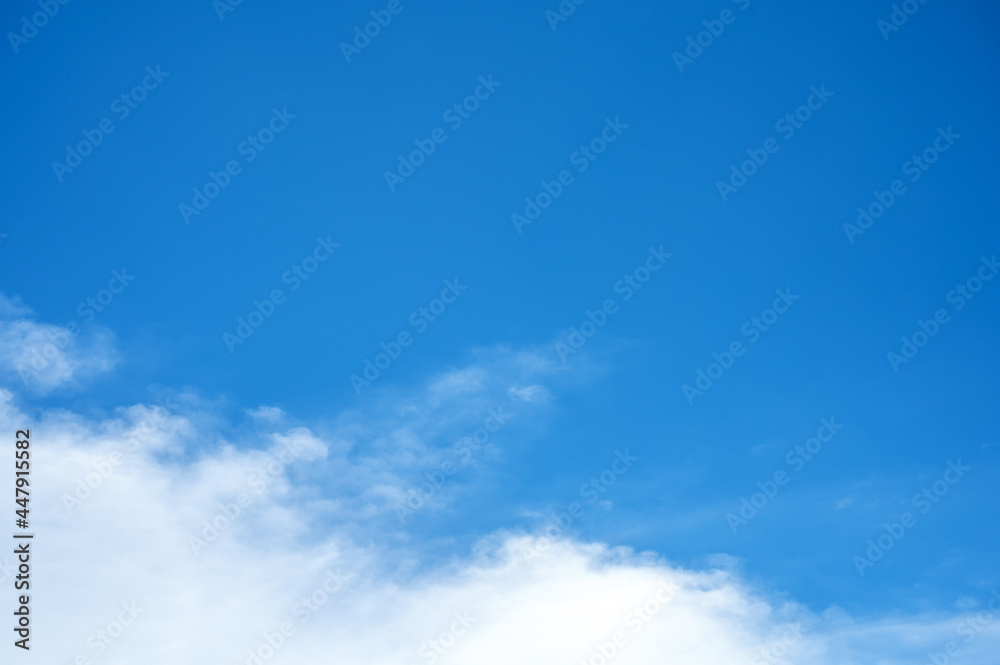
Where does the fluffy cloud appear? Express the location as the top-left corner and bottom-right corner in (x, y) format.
(0, 378), (994, 665)
(0, 302), (995, 664)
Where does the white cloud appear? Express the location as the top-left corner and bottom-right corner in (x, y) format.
(0, 308), (993, 664)
(834, 496), (854, 510)
(0, 297), (117, 393)
(0, 293), (32, 318)
(508, 384), (548, 402)
(0, 377), (995, 665)
(245, 406), (287, 423)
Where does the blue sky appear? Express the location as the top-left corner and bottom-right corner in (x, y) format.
(2, 0), (999, 662)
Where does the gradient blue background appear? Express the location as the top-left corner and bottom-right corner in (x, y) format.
(2, 0), (998, 622)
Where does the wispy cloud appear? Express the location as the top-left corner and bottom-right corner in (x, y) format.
(0, 294), (118, 393)
(0, 301), (996, 664)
